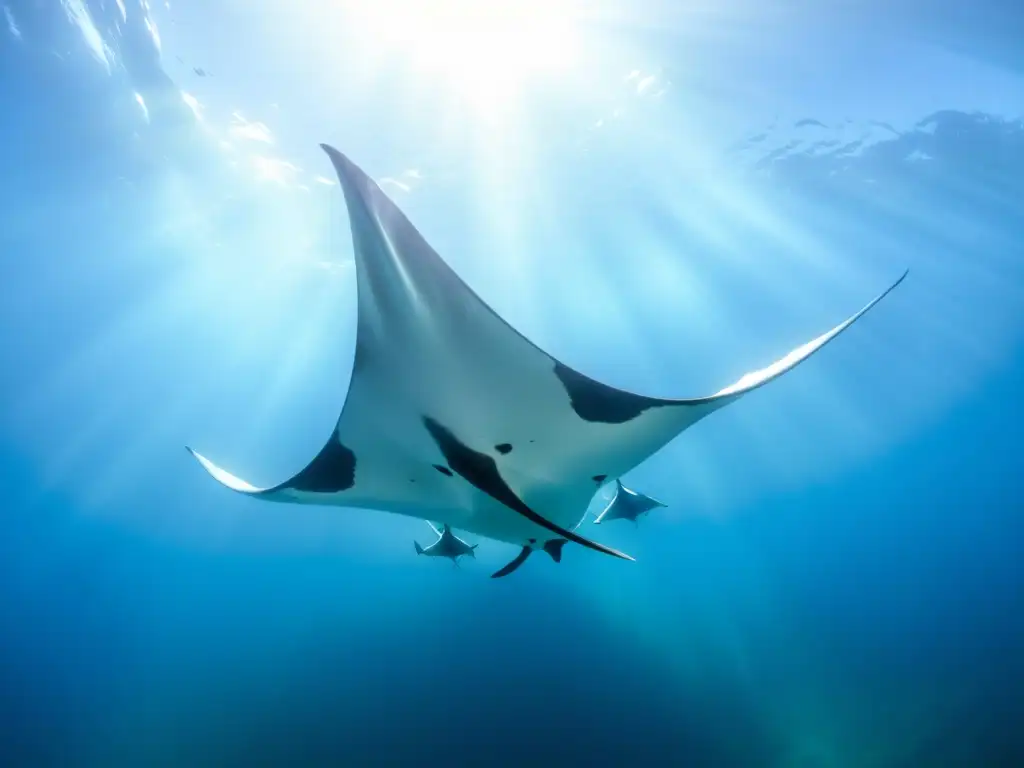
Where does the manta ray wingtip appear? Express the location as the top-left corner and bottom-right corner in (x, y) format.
(319, 143), (355, 170)
(185, 446), (264, 495)
(318, 143), (350, 171)
(864, 268), (909, 310)
(319, 143), (373, 193)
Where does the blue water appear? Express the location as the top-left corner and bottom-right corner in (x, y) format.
(1, 2), (1022, 766)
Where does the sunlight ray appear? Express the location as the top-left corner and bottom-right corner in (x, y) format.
(337, 0), (584, 116)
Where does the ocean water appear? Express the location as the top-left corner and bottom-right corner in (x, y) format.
(1, 2), (1022, 766)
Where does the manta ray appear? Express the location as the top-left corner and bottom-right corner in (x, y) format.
(414, 522), (478, 566)
(187, 144), (907, 579)
(593, 479), (666, 526)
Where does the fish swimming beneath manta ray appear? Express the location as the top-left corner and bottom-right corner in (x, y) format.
(187, 144), (908, 579)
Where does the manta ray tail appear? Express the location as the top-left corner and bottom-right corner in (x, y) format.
(491, 547), (532, 579)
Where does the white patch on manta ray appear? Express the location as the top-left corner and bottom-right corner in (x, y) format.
(187, 145), (907, 577)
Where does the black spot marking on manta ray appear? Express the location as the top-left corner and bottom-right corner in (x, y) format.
(433, 464), (453, 477)
(285, 436), (356, 493)
(495, 443), (513, 455)
(592, 474), (607, 484)
(528, 538), (537, 544)
(553, 361), (666, 424)
(421, 416), (633, 562)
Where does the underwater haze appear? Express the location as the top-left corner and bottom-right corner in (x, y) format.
(1, 1), (1023, 765)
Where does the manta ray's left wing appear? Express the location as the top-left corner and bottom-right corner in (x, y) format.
(188, 145), (906, 562)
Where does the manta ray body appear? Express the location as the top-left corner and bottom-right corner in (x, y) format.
(188, 144), (906, 578)
(415, 522), (478, 565)
(594, 479), (666, 526)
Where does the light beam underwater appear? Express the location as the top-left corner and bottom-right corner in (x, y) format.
(187, 144), (908, 579)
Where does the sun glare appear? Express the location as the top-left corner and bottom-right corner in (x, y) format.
(348, 0), (581, 109)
